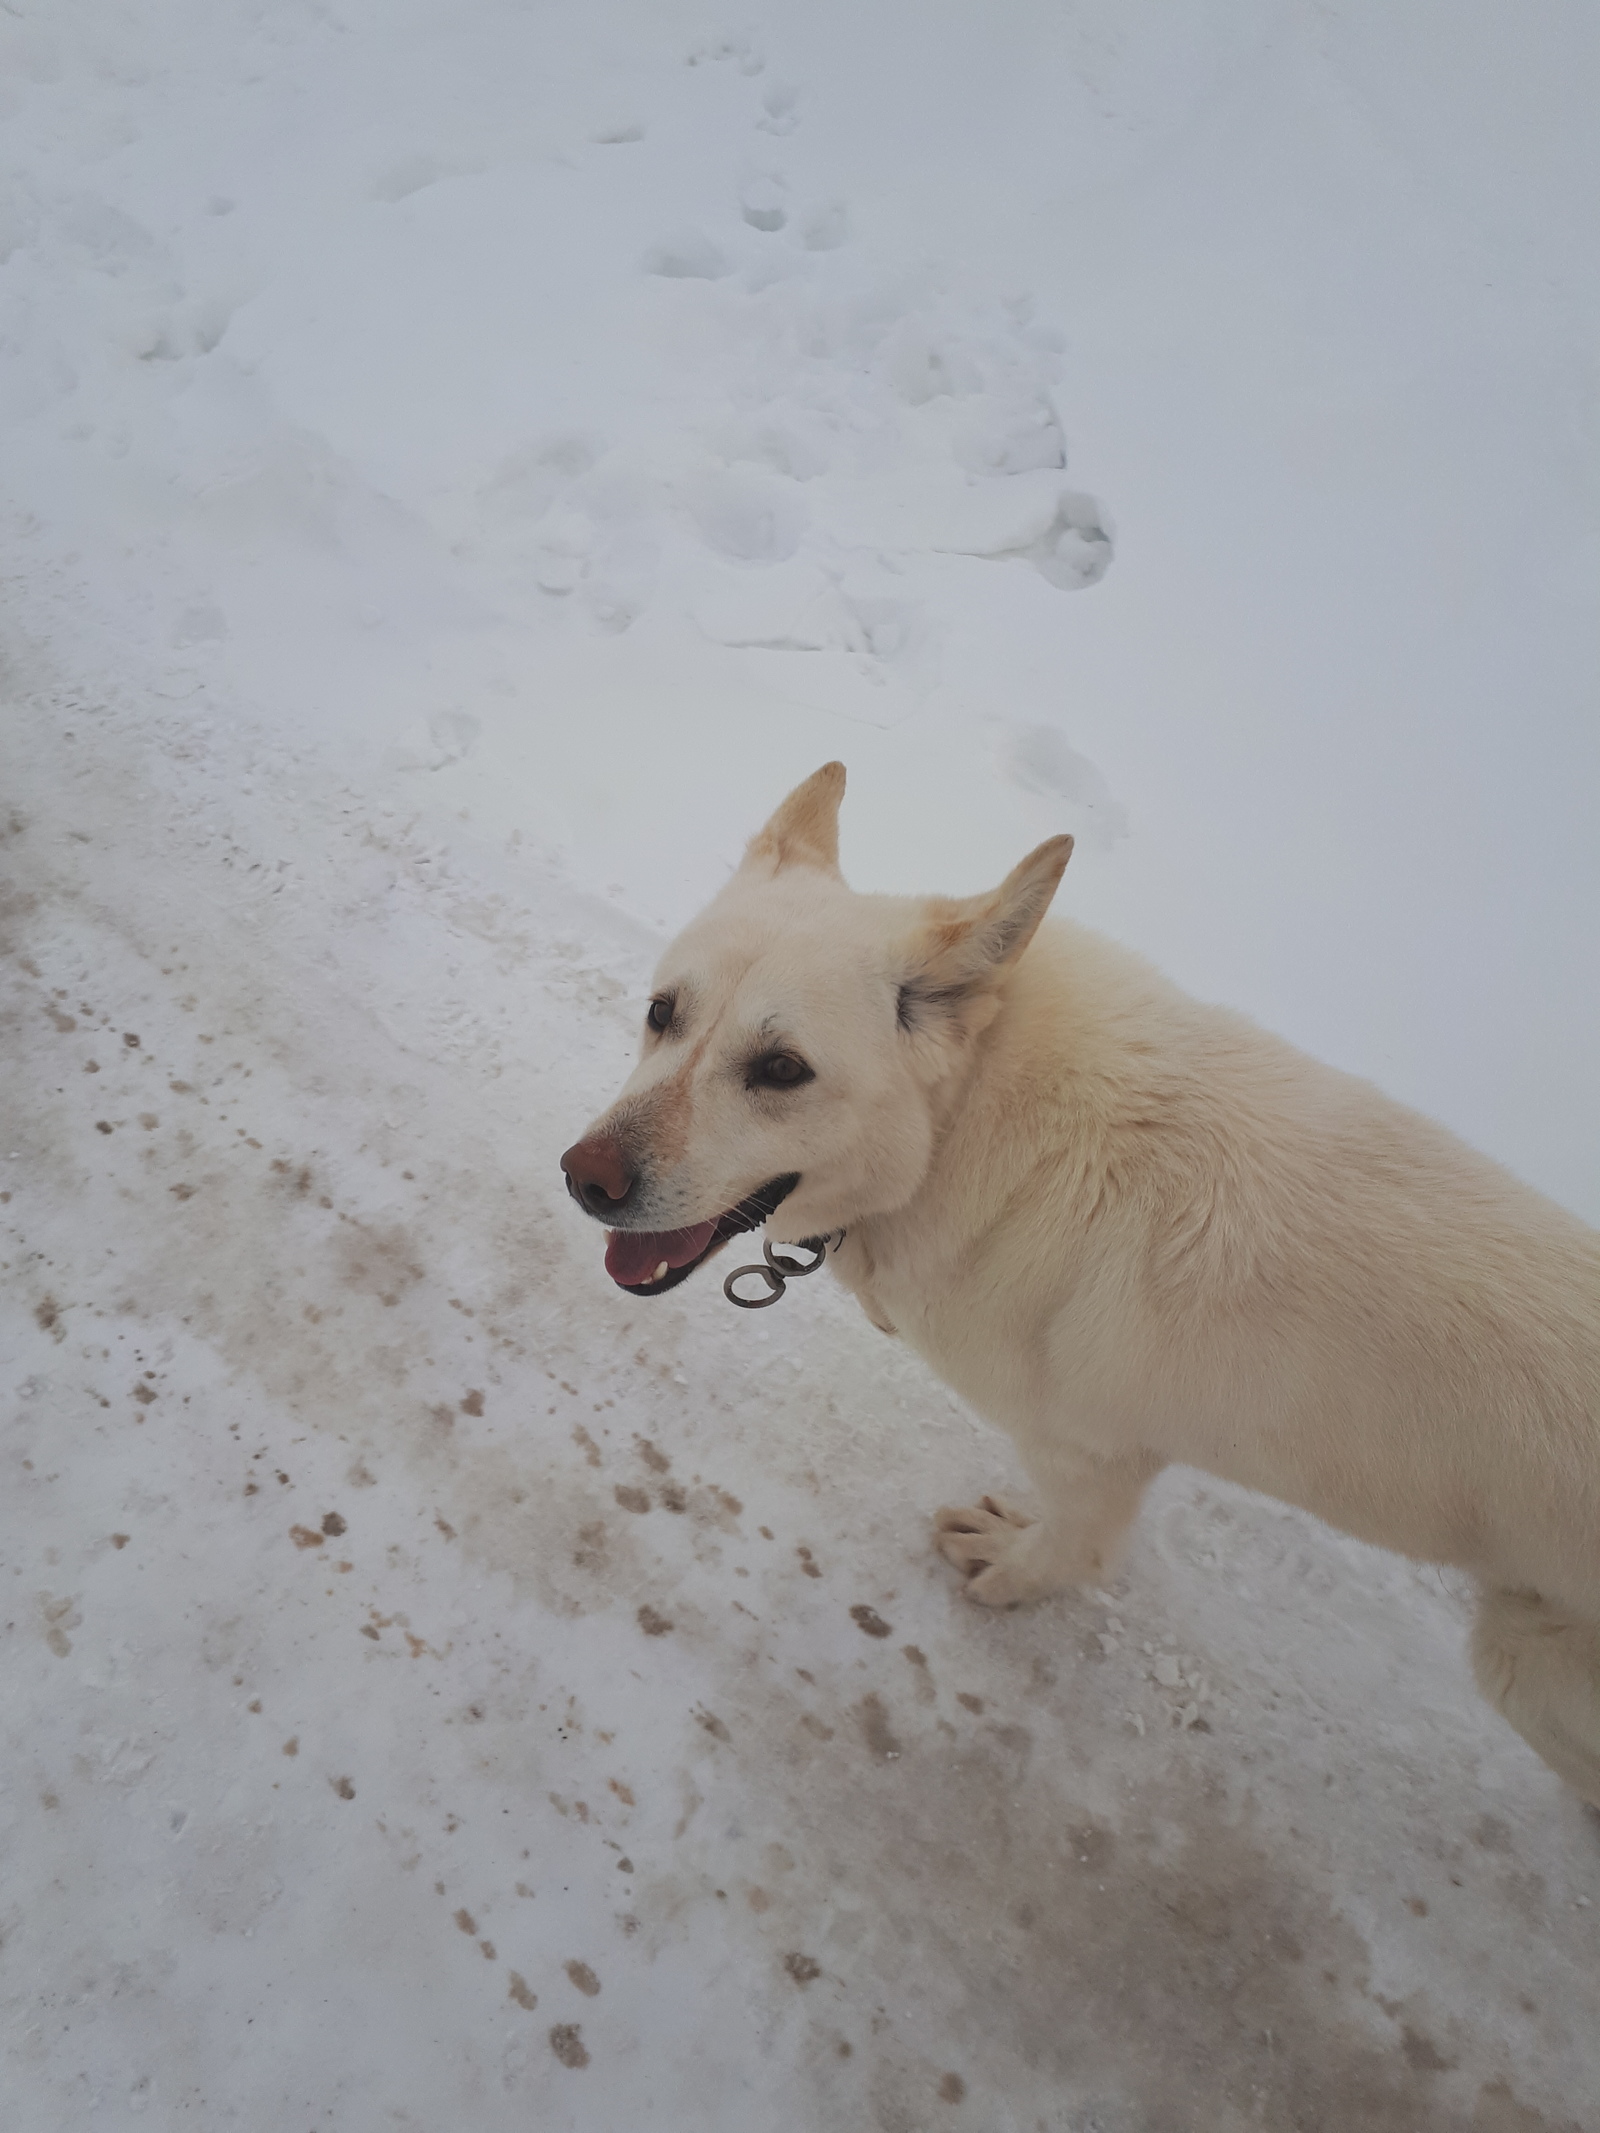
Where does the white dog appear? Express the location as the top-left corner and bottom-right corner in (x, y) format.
(562, 764), (1600, 1806)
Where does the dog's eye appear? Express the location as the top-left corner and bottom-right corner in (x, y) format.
(646, 996), (674, 1034)
(750, 1051), (813, 1090)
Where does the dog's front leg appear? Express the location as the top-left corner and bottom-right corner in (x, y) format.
(935, 1441), (1162, 1607)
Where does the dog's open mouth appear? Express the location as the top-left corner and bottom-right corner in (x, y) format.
(604, 1174), (800, 1296)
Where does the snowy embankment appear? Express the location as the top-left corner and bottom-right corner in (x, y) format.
(3, 4), (1597, 2129)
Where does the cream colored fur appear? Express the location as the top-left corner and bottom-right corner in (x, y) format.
(574, 764), (1600, 1805)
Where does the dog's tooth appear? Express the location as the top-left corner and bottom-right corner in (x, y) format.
(654, 1260), (669, 1281)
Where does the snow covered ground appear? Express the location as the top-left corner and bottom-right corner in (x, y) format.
(3, 4), (1597, 2128)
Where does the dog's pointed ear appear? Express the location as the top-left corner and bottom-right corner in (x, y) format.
(742, 762), (847, 878)
(897, 836), (1073, 1028)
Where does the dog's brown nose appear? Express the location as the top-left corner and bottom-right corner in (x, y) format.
(560, 1134), (637, 1218)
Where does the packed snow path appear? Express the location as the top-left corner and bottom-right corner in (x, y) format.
(3, 4), (1598, 2130)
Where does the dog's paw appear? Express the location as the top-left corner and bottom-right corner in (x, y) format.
(933, 1495), (1042, 1606)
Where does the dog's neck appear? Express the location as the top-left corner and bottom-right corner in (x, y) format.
(855, 920), (1162, 1265)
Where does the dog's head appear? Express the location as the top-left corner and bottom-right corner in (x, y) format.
(561, 763), (1072, 1295)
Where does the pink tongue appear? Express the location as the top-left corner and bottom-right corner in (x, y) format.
(605, 1220), (720, 1288)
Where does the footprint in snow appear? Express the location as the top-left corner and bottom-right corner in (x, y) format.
(757, 82), (799, 133)
(687, 33), (764, 75)
(1001, 724), (1128, 849)
(1028, 490), (1114, 591)
(951, 393), (1067, 477)
(480, 435), (602, 526)
(710, 417), (829, 482)
(367, 153), (472, 203)
(795, 200), (849, 251)
(684, 467), (807, 563)
(740, 174), (787, 232)
(395, 712), (480, 773)
(642, 231), (731, 281)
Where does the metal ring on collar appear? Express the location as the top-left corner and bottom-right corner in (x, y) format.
(763, 1236), (827, 1279)
(724, 1261), (787, 1308)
